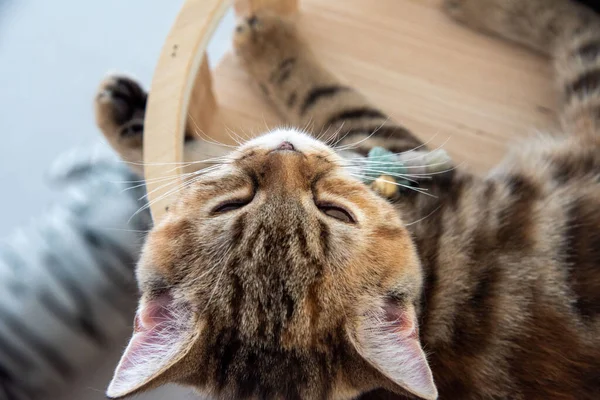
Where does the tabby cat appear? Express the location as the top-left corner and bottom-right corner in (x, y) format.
(94, 0), (600, 398)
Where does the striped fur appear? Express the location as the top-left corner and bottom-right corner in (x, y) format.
(0, 148), (149, 400)
(97, 1), (600, 399)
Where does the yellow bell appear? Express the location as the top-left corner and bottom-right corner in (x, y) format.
(371, 175), (398, 199)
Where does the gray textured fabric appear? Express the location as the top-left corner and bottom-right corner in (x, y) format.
(0, 146), (151, 400)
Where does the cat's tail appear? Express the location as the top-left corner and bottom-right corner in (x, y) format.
(444, 0), (600, 140)
(555, 17), (600, 139)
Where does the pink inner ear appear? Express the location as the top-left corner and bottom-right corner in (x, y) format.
(351, 301), (438, 400)
(135, 292), (174, 332)
(119, 293), (177, 371)
(382, 300), (419, 339)
(107, 293), (193, 399)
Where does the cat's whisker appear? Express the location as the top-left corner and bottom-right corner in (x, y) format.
(406, 131), (442, 153)
(136, 177), (193, 205)
(326, 122), (348, 146)
(118, 160), (195, 167)
(225, 131), (243, 146)
(338, 132), (447, 163)
(300, 117), (315, 136)
(123, 180), (172, 193)
(117, 168), (212, 186)
(158, 160), (227, 179)
(304, 143), (349, 165)
(313, 125), (328, 142)
(239, 126), (254, 141)
(224, 126), (247, 146)
(342, 160), (452, 170)
(159, 163), (204, 175)
(226, 127), (244, 144)
(343, 167), (447, 180)
(342, 166), (422, 178)
(325, 131), (339, 146)
(223, 123), (249, 143)
(122, 169), (211, 194)
(319, 126), (332, 143)
(185, 155), (237, 165)
(225, 126), (248, 146)
(334, 117), (389, 151)
(396, 163), (463, 177)
(356, 150), (431, 161)
(346, 173), (436, 197)
(317, 122), (345, 146)
(333, 117), (390, 151)
(112, 176), (166, 184)
(99, 227), (152, 234)
(404, 204), (443, 227)
(188, 114), (237, 149)
(322, 125), (336, 144)
(261, 114), (271, 133)
(138, 164), (222, 202)
(119, 153), (234, 170)
(130, 173), (209, 221)
(115, 171), (208, 194)
(376, 130), (443, 155)
(343, 167), (422, 184)
(331, 123), (357, 147)
(382, 180), (436, 197)
(361, 135), (451, 162)
(192, 127), (238, 149)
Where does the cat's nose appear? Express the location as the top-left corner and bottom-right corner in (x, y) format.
(277, 141), (295, 151)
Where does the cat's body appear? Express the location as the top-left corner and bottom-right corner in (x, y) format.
(95, 0), (600, 399)
(378, 140), (600, 399)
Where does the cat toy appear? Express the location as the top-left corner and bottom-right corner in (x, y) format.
(361, 147), (453, 198)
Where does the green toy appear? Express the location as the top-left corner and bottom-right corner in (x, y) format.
(360, 146), (453, 196)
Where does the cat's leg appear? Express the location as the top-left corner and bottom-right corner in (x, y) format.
(443, 0), (600, 140)
(95, 76), (215, 176)
(95, 76), (148, 176)
(233, 13), (423, 155)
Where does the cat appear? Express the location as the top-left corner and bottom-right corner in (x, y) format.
(94, 0), (600, 399)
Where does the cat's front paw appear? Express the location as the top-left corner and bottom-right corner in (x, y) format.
(233, 11), (303, 83)
(95, 75), (147, 146)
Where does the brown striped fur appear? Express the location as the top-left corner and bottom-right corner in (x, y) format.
(96, 0), (600, 399)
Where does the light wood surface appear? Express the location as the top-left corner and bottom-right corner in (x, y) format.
(187, 52), (219, 145)
(214, 0), (556, 171)
(145, 0), (557, 222)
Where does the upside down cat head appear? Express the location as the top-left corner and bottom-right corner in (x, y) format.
(107, 129), (437, 400)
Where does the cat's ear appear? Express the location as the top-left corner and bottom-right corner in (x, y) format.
(347, 298), (438, 400)
(106, 293), (199, 399)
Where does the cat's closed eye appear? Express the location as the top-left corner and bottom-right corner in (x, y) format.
(317, 202), (356, 224)
(212, 198), (253, 214)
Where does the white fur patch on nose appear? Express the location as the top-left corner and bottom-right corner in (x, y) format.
(240, 128), (332, 154)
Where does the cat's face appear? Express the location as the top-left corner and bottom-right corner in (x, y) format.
(107, 130), (437, 400)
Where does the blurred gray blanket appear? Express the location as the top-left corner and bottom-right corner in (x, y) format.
(0, 146), (151, 399)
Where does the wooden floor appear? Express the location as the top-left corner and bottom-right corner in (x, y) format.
(209, 0), (557, 174)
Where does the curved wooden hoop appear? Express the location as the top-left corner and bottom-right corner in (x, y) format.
(143, 0), (230, 223)
(144, 0), (297, 223)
